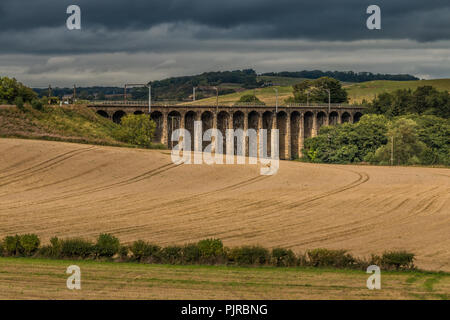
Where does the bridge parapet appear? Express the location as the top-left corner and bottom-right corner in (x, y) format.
(88, 100), (365, 109)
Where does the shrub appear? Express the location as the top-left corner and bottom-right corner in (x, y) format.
(130, 240), (160, 262)
(381, 251), (415, 270)
(229, 246), (270, 266)
(2, 235), (22, 256)
(236, 94), (265, 105)
(114, 114), (156, 147)
(271, 248), (297, 267)
(197, 239), (224, 261)
(0, 242), (4, 257)
(19, 234), (40, 256)
(60, 238), (94, 258)
(307, 248), (356, 268)
(31, 99), (43, 111)
(160, 246), (183, 264)
(95, 233), (120, 258)
(181, 244), (201, 264)
(118, 245), (129, 260)
(50, 237), (62, 257)
(14, 97), (24, 110)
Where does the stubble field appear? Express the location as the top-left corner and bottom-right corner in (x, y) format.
(0, 138), (449, 282)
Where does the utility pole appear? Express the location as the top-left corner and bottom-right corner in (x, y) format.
(273, 88), (278, 113)
(73, 85), (76, 103)
(325, 88), (331, 113)
(148, 85), (151, 113)
(193, 87), (196, 101)
(213, 87), (219, 113)
(124, 85), (127, 102)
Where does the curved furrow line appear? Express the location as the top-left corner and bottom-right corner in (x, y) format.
(0, 163), (182, 209)
(286, 187), (448, 247)
(0, 147), (96, 188)
(0, 163), (109, 196)
(0, 156), (39, 176)
(0, 147), (95, 181)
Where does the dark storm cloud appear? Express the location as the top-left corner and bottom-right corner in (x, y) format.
(1, 0), (449, 43)
(1, 1), (449, 86)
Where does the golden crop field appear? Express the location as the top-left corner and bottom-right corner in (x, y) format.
(0, 138), (449, 274)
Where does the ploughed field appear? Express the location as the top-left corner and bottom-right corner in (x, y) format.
(0, 138), (449, 272)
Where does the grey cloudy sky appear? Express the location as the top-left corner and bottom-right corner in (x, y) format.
(1, 0), (449, 87)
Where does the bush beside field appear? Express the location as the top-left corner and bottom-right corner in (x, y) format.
(0, 234), (416, 271)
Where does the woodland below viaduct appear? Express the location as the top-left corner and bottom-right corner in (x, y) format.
(88, 102), (365, 159)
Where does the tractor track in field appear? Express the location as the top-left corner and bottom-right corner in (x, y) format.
(0, 147), (96, 189)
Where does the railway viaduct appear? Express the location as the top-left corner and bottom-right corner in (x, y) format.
(88, 102), (365, 159)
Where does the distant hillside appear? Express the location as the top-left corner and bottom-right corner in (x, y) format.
(139, 69), (261, 101)
(34, 86), (124, 101)
(345, 79), (450, 104)
(185, 79), (450, 106)
(262, 71), (419, 83)
(31, 70), (433, 103)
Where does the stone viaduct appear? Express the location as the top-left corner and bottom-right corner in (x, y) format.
(88, 102), (365, 160)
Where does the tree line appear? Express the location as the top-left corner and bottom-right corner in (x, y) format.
(263, 70), (418, 82)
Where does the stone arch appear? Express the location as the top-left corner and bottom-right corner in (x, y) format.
(317, 111), (327, 132)
(290, 111), (301, 159)
(134, 110), (143, 115)
(150, 111), (163, 143)
(185, 111), (197, 151)
(341, 112), (351, 123)
(329, 111), (339, 126)
(112, 110), (126, 124)
(96, 110), (109, 118)
(217, 111), (230, 155)
(262, 111), (274, 157)
(304, 111), (314, 138)
(276, 111), (288, 159)
(201, 111), (214, 151)
(167, 111), (181, 149)
(353, 112), (363, 123)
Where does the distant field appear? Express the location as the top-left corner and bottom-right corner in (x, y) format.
(184, 79), (450, 106)
(182, 85), (294, 106)
(0, 257), (448, 299)
(344, 79), (450, 104)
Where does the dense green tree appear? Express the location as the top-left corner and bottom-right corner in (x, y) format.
(302, 114), (388, 163)
(373, 118), (428, 165)
(367, 86), (450, 118)
(0, 76), (37, 104)
(302, 113), (449, 166)
(292, 77), (348, 104)
(402, 114), (450, 165)
(114, 114), (156, 147)
(236, 94), (265, 105)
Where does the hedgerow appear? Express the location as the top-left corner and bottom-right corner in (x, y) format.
(0, 233), (417, 271)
